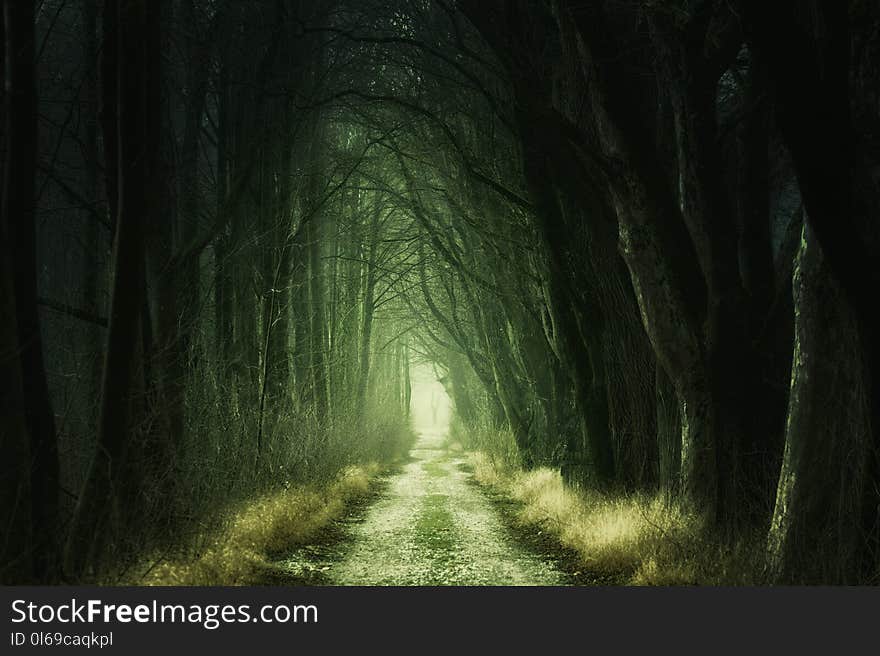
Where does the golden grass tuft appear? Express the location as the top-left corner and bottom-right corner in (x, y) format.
(470, 452), (759, 585)
(128, 463), (380, 586)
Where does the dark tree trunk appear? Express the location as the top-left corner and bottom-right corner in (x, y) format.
(403, 341), (412, 417)
(214, 61), (233, 366)
(4, 0), (60, 582)
(265, 239), (294, 409)
(767, 225), (871, 583)
(0, 3), (33, 578)
(742, 0), (880, 576)
(655, 366), (681, 497)
(0, 237), (31, 583)
(731, 50), (788, 520)
(100, 0), (118, 229)
(291, 255), (311, 403)
(65, 0), (158, 579)
(307, 213), (330, 421)
(356, 205), (380, 416)
(80, 0), (105, 408)
(447, 353), (477, 426)
(152, 0), (219, 450)
(512, 106), (616, 487)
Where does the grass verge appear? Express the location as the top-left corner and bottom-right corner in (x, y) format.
(469, 452), (762, 585)
(114, 464), (382, 585)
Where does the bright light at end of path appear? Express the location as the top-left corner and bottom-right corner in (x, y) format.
(409, 364), (451, 436)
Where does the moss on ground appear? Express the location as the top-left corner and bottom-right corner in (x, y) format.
(421, 461), (446, 478)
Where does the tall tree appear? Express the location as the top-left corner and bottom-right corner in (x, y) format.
(65, 0), (160, 579)
(4, 0), (60, 582)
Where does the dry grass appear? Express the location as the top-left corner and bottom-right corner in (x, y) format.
(120, 464), (379, 585)
(470, 452), (760, 585)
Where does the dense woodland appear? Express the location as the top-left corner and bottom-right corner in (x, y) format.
(1, 0), (878, 585)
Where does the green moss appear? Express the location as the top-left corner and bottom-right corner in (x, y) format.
(421, 461), (447, 478)
(414, 493), (456, 557)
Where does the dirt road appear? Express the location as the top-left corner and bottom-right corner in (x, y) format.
(301, 429), (567, 585)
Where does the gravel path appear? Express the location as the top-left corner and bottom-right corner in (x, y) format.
(324, 429), (566, 585)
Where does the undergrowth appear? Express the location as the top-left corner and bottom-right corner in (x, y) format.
(116, 464), (379, 585)
(459, 421), (763, 585)
(98, 403), (416, 585)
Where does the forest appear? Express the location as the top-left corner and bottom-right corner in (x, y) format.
(0, 0), (878, 586)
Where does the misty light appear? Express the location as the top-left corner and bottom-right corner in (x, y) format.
(408, 363), (451, 435)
